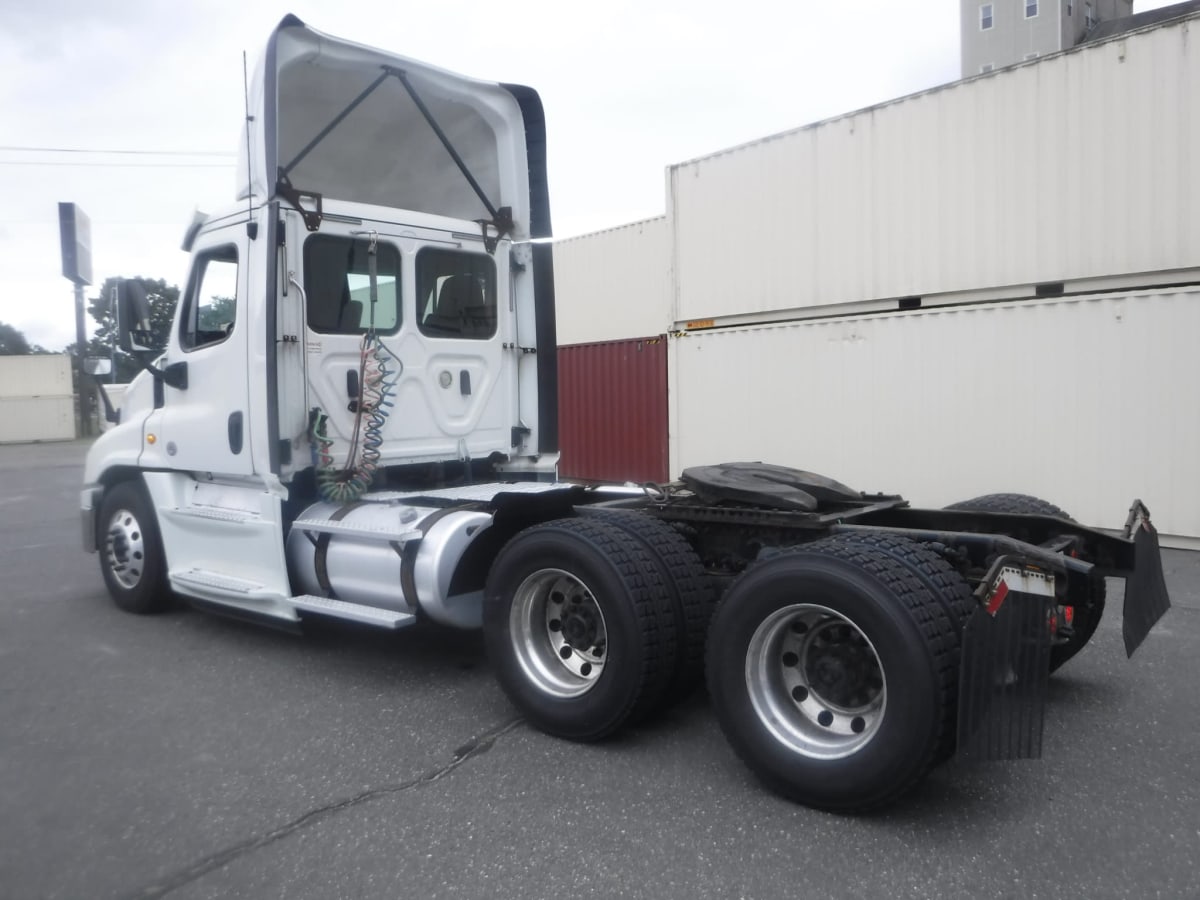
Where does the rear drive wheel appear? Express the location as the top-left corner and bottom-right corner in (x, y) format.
(824, 532), (974, 762)
(483, 518), (678, 741)
(98, 480), (170, 614)
(706, 539), (956, 811)
(579, 509), (714, 705)
(945, 492), (1105, 671)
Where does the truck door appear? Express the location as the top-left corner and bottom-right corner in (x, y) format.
(301, 225), (517, 467)
(144, 222), (254, 476)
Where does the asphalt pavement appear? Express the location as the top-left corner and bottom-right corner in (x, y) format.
(1, 440), (1198, 900)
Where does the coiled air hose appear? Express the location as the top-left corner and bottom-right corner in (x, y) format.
(310, 233), (399, 503)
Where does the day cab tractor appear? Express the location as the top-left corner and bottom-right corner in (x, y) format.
(81, 16), (1171, 811)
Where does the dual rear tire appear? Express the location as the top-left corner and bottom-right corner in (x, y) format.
(485, 519), (970, 810)
(483, 515), (710, 742)
(705, 537), (961, 811)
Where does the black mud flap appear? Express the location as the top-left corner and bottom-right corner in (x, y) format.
(1123, 521), (1171, 657)
(957, 586), (1053, 762)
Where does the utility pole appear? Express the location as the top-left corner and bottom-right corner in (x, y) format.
(58, 203), (94, 437)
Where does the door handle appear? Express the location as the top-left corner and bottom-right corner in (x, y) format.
(228, 411), (244, 454)
(346, 369), (360, 412)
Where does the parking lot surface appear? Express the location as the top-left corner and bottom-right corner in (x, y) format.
(1, 440), (1198, 899)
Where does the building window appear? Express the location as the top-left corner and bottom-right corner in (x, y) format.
(980, 63), (994, 73)
(1025, 0), (1038, 17)
(980, 3), (993, 29)
(1067, 2), (1073, 14)
(1085, 2), (1095, 28)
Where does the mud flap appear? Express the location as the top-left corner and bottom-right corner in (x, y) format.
(957, 568), (1054, 761)
(1123, 521), (1171, 657)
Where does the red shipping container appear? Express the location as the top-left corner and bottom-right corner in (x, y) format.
(557, 336), (668, 484)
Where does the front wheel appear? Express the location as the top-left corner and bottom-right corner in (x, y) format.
(97, 480), (170, 614)
(706, 540), (956, 811)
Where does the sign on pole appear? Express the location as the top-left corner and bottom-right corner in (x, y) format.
(58, 202), (93, 286)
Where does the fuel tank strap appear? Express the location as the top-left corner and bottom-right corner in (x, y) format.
(312, 501), (369, 599)
(399, 503), (488, 609)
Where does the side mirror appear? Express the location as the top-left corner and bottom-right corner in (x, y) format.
(117, 280), (156, 353)
(84, 357), (112, 376)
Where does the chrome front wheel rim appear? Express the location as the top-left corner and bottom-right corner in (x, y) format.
(104, 507), (146, 591)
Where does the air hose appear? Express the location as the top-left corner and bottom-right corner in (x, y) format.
(309, 233), (399, 503)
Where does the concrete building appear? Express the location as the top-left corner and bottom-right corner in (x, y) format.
(961, 0), (1131, 75)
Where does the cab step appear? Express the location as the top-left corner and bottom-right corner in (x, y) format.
(164, 505), (262, 525)
(171, 567), (280, 601)
(289, 594), (416, 629)
(290, 517), (423, 543)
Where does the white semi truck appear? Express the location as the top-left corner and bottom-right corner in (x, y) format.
(82, 16), (1171, 811)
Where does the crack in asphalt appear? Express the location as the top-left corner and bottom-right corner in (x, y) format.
(126, 717), (524, 900)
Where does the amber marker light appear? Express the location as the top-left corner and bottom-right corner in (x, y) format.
(146, 434), (157, 444)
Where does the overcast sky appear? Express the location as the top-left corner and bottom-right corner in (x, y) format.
(0, 0), (1180, 350)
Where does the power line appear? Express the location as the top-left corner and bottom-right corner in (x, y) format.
(0, 145), (235, 157)
(0, 161), (234, 168)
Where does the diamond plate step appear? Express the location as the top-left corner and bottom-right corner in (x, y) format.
(165, 506), (261, 524)
(172, 568), (268, 595)
(290, 594), (416, 629)
(290, 518), (423, 542)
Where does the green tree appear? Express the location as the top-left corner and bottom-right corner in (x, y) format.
(83, 277), (180, 381)
(0, 322), (49, 355)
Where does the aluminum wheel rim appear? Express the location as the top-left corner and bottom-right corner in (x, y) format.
(510, 568), (607, 699)
(746, 603), (886, 760)
(104, 507), (145, 590)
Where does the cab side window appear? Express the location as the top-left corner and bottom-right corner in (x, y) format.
(180, 247), (238, 351)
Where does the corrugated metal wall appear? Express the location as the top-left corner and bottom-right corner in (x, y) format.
(0, 355), (76, 443)
(669, 288), (1200, 543)
(553, 217), (670, 345)
(670, 17), (1200, 324)
(559, 337), (668, 484)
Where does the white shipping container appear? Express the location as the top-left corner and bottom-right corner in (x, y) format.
(669, 287), (1200, 546)
(670, 17), (1200, 325)
(554, 217), (670, 345)
(0, 396), (76, 443)
(0, 355), (73, 399)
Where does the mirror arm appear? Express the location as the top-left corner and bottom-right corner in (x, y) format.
(133, 352), (188, 391)
(94, 383), (120, 425)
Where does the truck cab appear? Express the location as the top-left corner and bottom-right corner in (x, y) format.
(83, 15), (560, 629)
